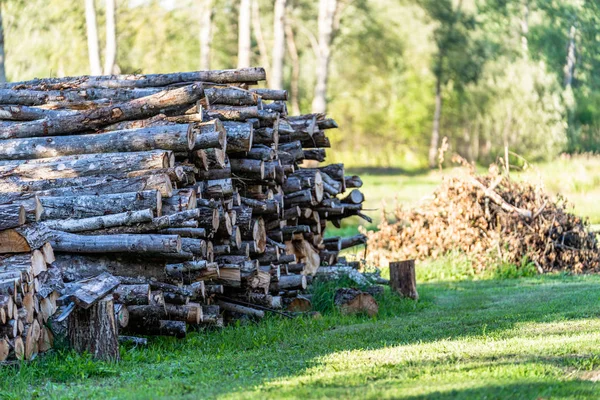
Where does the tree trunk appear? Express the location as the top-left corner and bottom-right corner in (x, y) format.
(564, 25), (576, 89)
(389, 260), (418, 300)
(251, 0), (270, 80)
(85, 0), (102, 76)
(285, 15), (301, 115)
(221, 121), (254, 152)
(520, 0), (529, 56)
(0, 5), (6, 83)
(271, 0), (287, 90)
(199, 0), (214, 70)
(68, 296), (119, 360)
(312, 0), (337, 113)
(428, 75), (442, 169)
(104, 0), (117, 75)
(237, 0), (252, 69)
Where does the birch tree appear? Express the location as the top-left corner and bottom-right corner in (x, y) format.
(311, 0), (337, 113)
(85, 0), (102, 75)
(237, 0), (251, 68)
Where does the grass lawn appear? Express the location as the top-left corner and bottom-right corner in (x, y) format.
(3, 264), (600, 399)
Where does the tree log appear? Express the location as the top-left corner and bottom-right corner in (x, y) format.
(39, 191), (160, 220)
(334, 288), (378, 317)
(0, 125), (195, 160)
(389, 260), (418, 300)
(68, 296), (119, 360)
(221, 121), (253, 152)
(51, 232), (181, 255)
(43, 209), (154, 233)
(0, 150), (172, 180)
(0, 84), (204, 139)
(0, 204), (25, 230)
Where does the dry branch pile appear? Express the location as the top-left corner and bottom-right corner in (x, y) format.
(365, 165), (600, 273)
(0, 67), (367, 361)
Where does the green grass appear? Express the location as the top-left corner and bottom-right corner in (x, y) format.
(4, 261), (600, 399)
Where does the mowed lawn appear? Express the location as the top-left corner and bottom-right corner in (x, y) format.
(3, 270), (600, 399)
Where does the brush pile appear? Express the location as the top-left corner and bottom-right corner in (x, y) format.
(365, 165), (600, 273)
(0, 67), (368, 361)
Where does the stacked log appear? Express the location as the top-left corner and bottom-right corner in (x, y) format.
(0, 67), (367, 360)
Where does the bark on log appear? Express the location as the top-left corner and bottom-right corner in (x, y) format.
(221, 121), (253, 153)
(0, 223), (53, 253)
(0, 174), (173, 200)
(0, 124), (195, 160)
(0, 204), (25, 230)
(39, 190), (160, 220)
(43, 209), (154, 233)
(68, 296), (119, 360)
(68, 272), (121, 309)
(217, 300), (264, 318)
(389, 260), (418, 300)
(51, 232), (181, 255)
(4, 67), (266, 90)
(0, 84), (204, 139)
(194, 120), (227, 150)
(112, 284), (151, 306)
(0, 150), (172, 180)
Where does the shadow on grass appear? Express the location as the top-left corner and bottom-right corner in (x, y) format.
(3, 275), (600, 399)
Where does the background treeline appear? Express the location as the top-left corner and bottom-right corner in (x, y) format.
(1, 0), (599, 168)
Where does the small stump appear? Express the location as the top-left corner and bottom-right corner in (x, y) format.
(389, 260), (418, 300)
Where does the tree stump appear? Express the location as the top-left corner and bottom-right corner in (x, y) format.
(334, 288), (378, 317)
(389, 260), (418, 300)
(68, 296), (120, 361)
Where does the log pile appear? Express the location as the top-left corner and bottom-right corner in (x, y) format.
(0, 67), (367, 360)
